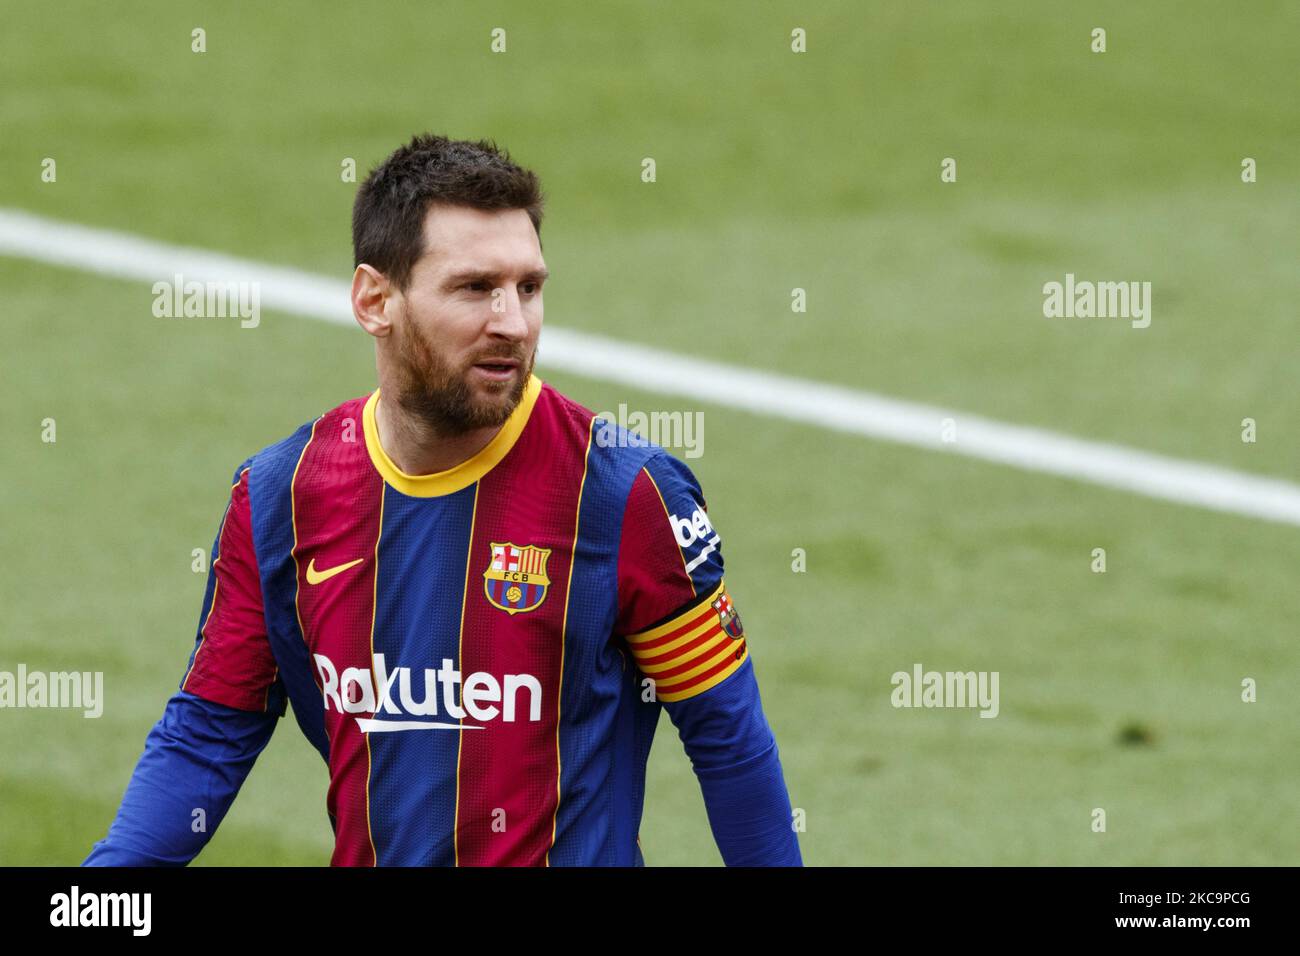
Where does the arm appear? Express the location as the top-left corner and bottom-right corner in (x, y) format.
(692, 741), (801, 867)
(82, 691), (279, 865)
(617, 452), (802, 866)
(673, 694), (801, 866)
(84, 463), (285, 866)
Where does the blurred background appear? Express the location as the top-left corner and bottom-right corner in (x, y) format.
(1, 1), (1297, 865)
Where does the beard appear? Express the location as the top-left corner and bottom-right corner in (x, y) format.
(391, 305), (534, 436)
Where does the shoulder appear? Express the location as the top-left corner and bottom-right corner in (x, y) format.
(534, 381), (700, 485)
(529, 381), (610, 453)
(238, 393), (370, 487)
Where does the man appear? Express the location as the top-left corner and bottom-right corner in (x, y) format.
(84, 134), (801, 866)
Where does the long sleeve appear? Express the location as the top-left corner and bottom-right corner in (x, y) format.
(85, 461), (286, 865)
(661, 658), (802, 866)
(616, 449), (802, 866)
(82, 690), (279, 865)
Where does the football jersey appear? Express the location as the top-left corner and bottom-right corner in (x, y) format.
(178, 374), (776, 866)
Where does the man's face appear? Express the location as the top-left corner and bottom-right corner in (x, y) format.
(388, 203), (547, 434)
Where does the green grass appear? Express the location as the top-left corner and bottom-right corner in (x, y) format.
(1, 1), (1297, 865)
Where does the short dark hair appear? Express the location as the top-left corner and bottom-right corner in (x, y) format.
(352, 133), (545, 290)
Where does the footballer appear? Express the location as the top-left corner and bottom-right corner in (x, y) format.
(84, 134), (802, 866)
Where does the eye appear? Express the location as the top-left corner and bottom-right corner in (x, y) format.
(521, 281), (541, 295)
(464, 280), (491, 292)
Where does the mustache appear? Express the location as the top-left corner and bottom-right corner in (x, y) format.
(466, 347), (531, 366)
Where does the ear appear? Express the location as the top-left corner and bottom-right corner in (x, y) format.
(352, 264), (394, 337)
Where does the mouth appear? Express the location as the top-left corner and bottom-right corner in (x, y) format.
(470, 358), (521, 382)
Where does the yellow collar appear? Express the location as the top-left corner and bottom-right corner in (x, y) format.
(362, 374), (542, 497)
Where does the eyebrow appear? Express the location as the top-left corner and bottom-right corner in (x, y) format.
(443, 267), (551, 285)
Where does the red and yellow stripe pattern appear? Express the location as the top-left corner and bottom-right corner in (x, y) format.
(625, 581), (747, 703)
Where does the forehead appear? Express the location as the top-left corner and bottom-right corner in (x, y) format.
(417, 203), (543, 276)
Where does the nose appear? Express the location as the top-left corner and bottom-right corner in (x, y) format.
(486, 284), (531, 340)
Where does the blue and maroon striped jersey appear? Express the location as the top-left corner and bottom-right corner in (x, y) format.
(96, 375), (799, 866)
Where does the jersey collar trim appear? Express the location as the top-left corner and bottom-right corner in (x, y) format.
(362, 374), (542, 497)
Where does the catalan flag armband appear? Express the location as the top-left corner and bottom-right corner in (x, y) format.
(625, 581), (748, 703)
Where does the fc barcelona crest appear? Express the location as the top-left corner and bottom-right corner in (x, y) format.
(484, 542), (552, 615)
(712, 588), (744, 639)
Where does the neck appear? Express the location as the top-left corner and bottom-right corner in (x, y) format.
(373, 392), (503, 476)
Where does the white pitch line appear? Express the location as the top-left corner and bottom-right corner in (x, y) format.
(3, 207), (1298, 528)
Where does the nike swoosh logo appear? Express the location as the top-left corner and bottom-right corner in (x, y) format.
(305, 557), (364, 585)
